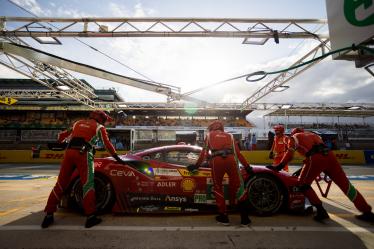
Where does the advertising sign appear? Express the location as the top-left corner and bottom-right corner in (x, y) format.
(364, 150), (374, 164)
(326, 0), (374, 59)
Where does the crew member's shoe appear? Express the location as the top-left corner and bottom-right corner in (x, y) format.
(301, 205), (314, 216)
(313, 206), (330, 221)
(215, 214), (230, 226)
(355, 212), (374, 222)
(41, 213), (54, 228)
(240, 213), (251, 226)
(85, 215), (102, 228)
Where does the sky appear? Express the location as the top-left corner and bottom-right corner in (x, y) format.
(0, 0), (373, 127)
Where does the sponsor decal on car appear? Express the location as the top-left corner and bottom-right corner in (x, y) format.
(184, 208), (199, 212)
(178, 169), (212, 177)
(164, 206), (182, 211)
(154, 168), (181, 177)
(194, 194), (207, 204)
(156, 181), (177, 187)
(94, 161), (103, 167)
(137, 205), (161, 213)
(136, 181), (154, 187)
(206, 179), (229, 201)
(181, 178), (196, 192)
(110, 169), (135, 177)
(165, 195), (187, 203)
(129, 195), (161, 202)
(290, 199), (304, 209)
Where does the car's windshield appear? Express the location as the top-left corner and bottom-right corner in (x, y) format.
(139, 147), (201, 166)
(164, 150), (200, 166)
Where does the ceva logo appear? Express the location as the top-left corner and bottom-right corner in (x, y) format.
(344, 0), (374, 26)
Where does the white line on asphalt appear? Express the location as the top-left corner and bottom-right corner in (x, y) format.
(0, 225), (373, 232)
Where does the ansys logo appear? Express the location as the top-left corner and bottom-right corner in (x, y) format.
(344, 0), (374, 26)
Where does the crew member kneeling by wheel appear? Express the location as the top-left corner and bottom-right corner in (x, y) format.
(268, 127), (374, 222)
(188, 120), (253, 226)
(42, 110), (125, 228)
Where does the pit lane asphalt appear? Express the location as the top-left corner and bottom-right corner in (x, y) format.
(0, 164), (373, 249)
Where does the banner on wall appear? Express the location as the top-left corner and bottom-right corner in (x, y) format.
(241, 150), (366, 165)
(0, 150), (368, 165)
(364, 150), (374, 164)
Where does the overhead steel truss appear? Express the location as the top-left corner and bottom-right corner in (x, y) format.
(240, 39), (331, 109)
(2, 16), (369, 117)
(0, 89), (75, 98)
(4, 99), (372, 117)
(0, 44), (104, 108)
(0, 41), (206, 104)
(0, 17), (328, 42)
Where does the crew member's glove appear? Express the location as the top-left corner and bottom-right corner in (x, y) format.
(113, 154), (126, 164)
(187, 164), (199, 172)
(266, 162), (285, 171)
(292, 168), (302, 177)
(269, 151), (274, 159)
(266, 165), (276, 170)
(245, 166), (254, 174)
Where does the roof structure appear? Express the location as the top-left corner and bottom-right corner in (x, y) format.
(262, 103), (374, 117)
(0, 16), (372, 118)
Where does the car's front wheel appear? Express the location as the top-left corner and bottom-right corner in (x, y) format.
(70, 173), (115, 213)
(246, 173), (285, 216)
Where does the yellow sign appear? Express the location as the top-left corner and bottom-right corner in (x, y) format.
(0, 97), (17, 105)
(241, 150), (365, 165)
(178, 168), (212, 177)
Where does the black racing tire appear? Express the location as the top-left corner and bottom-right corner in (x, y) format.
(246, 173), (285, 216)
(70, 173), (115, 213)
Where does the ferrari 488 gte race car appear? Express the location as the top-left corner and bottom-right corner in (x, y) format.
(62, 145), (306, 216)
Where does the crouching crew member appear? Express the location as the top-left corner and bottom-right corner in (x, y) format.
(269, 127), (374, 222)
(269, 125), (289, 172)
(42, 110), (124, 228)
(188, 120), (253, 226)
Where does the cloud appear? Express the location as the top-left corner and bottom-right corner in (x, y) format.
(55, 7), (91, 18)
(313, 87), (345, 96)
(258, 58), (374, 104)
(10, 0), (91, 18)
(109, 2), (130, 17)
(109, 2), (156, 17)
(11, 0), (50, 16)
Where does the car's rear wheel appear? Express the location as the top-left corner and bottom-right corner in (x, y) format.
(70, 173), (115, 213)
(246, 173), (285, 216)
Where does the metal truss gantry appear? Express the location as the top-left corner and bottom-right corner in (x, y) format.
(0, 42), (102, 108)
(240, 39), (331, 109)
(0, 17), (328, 43)
(2, 16), (355, 114)
(0, 41), (206, 105)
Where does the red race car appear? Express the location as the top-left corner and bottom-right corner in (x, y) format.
(62, 145), (305, 216)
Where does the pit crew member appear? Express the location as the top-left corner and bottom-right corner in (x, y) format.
(269, 127), (374, 222)
(269, 125), (289, 172)
(189, 120), (253, 226)
(42, 110), (124, 228)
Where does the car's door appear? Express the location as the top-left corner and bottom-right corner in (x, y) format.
(159, 148), (216, 208)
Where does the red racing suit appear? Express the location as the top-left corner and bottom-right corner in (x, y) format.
(280, 131), (372, 213)
(196, 131), (251, 214)
(44, 118), (117, 216)
(270, 134), (289, 172)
